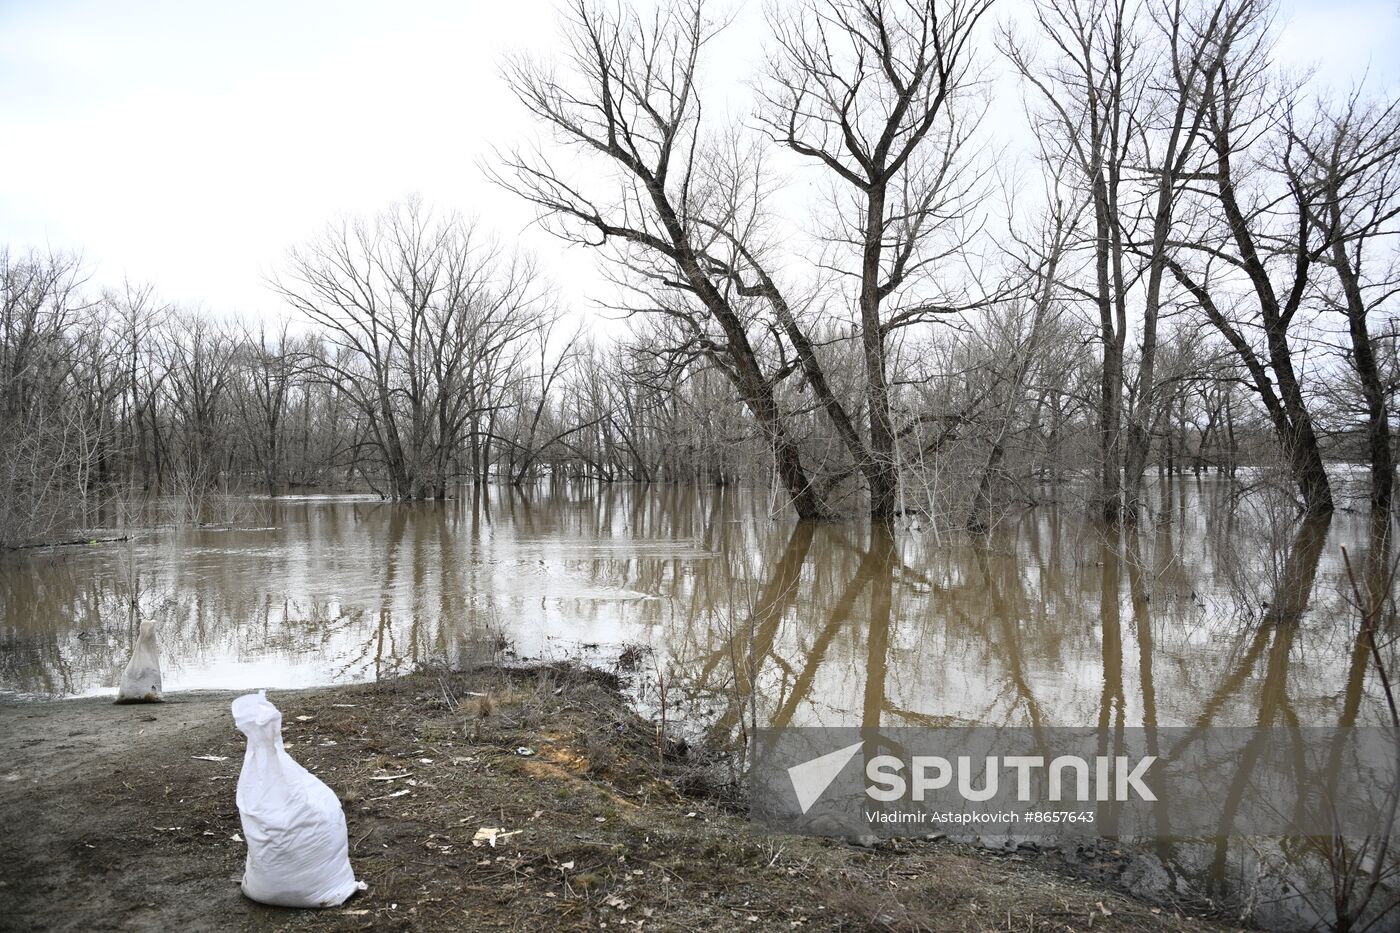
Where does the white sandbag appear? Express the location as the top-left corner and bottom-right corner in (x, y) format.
(232, 690), (364, 908)
(115, 620), (162, 703)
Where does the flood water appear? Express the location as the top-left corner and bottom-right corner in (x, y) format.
(1, 481), (1395, 929)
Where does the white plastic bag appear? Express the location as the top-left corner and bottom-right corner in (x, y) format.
(232, 691), (364, 908)
(115, 620), (162, 703)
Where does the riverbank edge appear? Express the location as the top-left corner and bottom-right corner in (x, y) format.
(0, 664), (1249, 932)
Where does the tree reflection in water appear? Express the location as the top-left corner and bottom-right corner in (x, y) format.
(0, 481), (1395, 928)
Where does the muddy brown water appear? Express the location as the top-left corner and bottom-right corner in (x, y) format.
(0, 480), (1395, 930)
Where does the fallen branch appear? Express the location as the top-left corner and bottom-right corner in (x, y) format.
(9, 535), (131, 551)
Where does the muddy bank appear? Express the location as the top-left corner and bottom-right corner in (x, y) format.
(0, 667), (1248, 932)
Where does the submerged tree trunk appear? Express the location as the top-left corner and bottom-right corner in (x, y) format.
(859, 188), (899, 524)
(966, 439), (1006, 533)
(1268, 324), (1334, 517)
(1344, 299), (1394, 519)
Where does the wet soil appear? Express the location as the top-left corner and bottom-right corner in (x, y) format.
(0, 666), (1250, 932)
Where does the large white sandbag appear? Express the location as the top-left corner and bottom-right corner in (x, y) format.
(115, 620), (162, 703)
(232, 691), (365, 908)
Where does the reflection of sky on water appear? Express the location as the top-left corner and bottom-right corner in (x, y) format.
(2, 482), (1397, 929)
(0, 483), (1392, 739)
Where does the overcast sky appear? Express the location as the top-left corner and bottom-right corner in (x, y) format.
(1, 0), (1396, 326)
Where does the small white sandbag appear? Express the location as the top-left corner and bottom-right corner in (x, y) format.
(115, 620), (162, 703)
(232, 691), (365, 908)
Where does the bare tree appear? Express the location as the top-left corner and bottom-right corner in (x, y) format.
(106, 280), (170, 493)
(230, 320), (296, 495)
(1287, 93), (1400, 519)
(272, 200), (548, 500)
(496, 0), (829, 518)
(502, 317), (601, 484)
(160, 311), (237, 512)
(759, 0), (995, 522)
(1003, 0), (1147, 521)
(965, 162), (1081, 529)
(1118, 0), (1234, 519)
(0, 249), (94, 547)
(1161, 0), (1335, 516)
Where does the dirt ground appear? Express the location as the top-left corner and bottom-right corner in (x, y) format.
(0, 666), (1251, 933)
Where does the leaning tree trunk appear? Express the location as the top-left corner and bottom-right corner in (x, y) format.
(1333, 236), (1393, 519)
(1266, 326), (1334, 517)
(1091, 161), (1124, 523)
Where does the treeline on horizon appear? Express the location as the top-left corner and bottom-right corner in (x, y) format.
(2, 0), (1397, 549)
